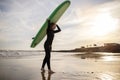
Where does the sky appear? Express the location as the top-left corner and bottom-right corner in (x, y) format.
(0, 0), (120, 50)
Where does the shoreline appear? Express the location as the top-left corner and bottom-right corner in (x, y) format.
(0, 50), (120, 58)
(1, 49), (120, 53)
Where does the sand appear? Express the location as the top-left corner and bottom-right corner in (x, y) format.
(0, 51), (120, 80)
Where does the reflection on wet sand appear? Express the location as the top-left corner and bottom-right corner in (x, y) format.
(74, 52), (102, 59)
(41, 72), (53, 80)
(101, 56), (114, 61)
(99, 73), (113, 80)
(74, 52), (120, 61)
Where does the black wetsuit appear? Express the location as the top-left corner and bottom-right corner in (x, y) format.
(42, 20), (61, 70)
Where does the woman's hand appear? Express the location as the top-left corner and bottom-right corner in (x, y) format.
(46, 18), (50, 22)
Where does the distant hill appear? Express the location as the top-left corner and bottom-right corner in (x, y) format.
(54, 43), (120, 53)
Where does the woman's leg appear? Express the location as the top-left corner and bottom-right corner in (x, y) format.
(47, 47), (55, 73)
(41, 46), (51, 70)
(46, 48), (51, 70)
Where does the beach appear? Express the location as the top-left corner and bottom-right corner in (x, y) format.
(0, 51), (120, 80)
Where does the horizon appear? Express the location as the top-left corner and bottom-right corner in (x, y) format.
(0, 0), (120, 50)
(0, 42), (120, 51)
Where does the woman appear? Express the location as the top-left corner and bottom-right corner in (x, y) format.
(41, 19), (61, 73)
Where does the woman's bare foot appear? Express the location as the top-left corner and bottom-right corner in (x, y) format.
(48, 70), (55, 74)
(41, 68), (45, 73)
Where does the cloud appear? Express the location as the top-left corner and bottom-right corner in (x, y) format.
(0, 0), (120, 50)
(0, 0), (64, 50)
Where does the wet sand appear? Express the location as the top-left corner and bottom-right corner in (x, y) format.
(0, 52), (120, 80)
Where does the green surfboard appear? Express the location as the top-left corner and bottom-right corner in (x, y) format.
(31, 0), (70, 48)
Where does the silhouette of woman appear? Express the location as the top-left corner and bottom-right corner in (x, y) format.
(41, 19), (61, 73)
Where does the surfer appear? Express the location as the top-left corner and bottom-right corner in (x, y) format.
(41, 19), (61, 73)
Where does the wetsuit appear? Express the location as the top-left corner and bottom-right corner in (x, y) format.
(42, 20), (61, 70)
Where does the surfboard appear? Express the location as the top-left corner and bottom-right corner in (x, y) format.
(31, 0), (70, 48)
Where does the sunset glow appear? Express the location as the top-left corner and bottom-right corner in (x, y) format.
(91, 12), (118, 36)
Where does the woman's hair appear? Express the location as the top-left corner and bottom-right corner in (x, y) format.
(50, 23), (55, 27)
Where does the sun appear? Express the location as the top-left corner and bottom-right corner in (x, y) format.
(90, 12), (118, 36)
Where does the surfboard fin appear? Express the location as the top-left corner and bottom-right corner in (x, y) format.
(32, 37), (35, 39)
